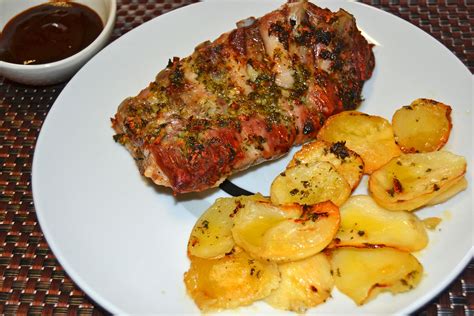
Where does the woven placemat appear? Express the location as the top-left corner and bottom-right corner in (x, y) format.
(0, 1), (472, 315)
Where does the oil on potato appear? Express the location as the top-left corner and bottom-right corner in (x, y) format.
(232, 200), (340, 262)
(265, 253), (334, 313)
(392, 98), (452, 153)
(333, 195), (428, 252)
(188, 194), (268, 259)
(287, 140), (364, 191)
(330, 247), (423, 305)
(369, 151), (467, 211)
(184, 247), (280, 312)
(271, 160), (351, 206)
(317, 111), (401, 174)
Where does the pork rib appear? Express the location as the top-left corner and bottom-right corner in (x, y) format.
(112, 0), (375, 193)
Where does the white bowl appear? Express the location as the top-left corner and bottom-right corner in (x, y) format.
(0, 0), (116, 86)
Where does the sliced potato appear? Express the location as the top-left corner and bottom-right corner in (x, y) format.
(265, 253), (334, 312)
(271, 160), (351, 206)
(232, 200), (340, 262)
(392, 98), (452, 153)
(317, 111), (401, 174)
(332, 195), (428, 252)
(188, 194), (268, 259)
(287, 140), (364, 191)
(330, 247), (423, 305)
(184, 247), (280, 312)
(369, 151), (467, 211)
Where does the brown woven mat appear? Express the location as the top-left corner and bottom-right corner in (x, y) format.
(0, 1), (472, 315)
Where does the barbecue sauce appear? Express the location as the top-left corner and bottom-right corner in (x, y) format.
(0, 2), (103, 65)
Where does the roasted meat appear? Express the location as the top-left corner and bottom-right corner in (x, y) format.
(112, 0), (375, 194)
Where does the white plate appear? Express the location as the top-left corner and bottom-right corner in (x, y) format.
(32, 0), (472, 314)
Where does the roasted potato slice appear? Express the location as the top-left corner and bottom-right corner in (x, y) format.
(271, 160), (351, 206)
(287, 140), (364, 191)
(188, 194), (268, 259)
(265, 253), (334, 313)
(333, 195), (428, 252)
(330, 247), (423, 305)
(184, 247), (280, 312)
(369, 151), (467, 211)
(317, 111), (401, 174)
(232, 200), (340, 262)
(392, 98), (452, 153)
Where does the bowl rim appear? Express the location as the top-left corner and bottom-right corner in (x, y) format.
(0, 0), (117, 70)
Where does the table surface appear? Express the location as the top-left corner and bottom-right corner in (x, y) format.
(0, 0), (472, 315)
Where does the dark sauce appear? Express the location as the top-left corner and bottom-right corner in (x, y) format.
(0, 2), (103, 65)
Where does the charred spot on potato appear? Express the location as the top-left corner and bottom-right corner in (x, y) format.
(189, 236), (199, 247)
(393, 178), (403, 194)
(290, 188), (300, 195)
(198, 220), (210, 232)
(229, 202), (243, 218)
(330, 141), (350, 160)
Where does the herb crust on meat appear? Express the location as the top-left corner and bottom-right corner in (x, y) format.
(112, 0), (375, 193)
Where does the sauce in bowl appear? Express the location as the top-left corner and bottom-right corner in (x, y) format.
(0, 2), (103, 65)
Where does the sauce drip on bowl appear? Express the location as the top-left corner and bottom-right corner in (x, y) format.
(0, 2), (103, 65)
